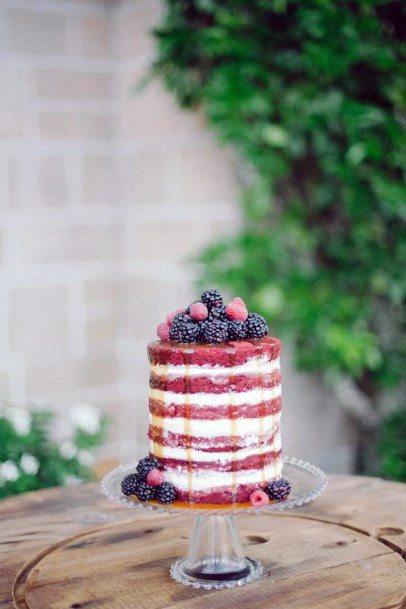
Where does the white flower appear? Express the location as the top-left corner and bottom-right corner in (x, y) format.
(77, 450), (94, 467)
(59, 441), (77, 460)
(70, 404), (101, 435)
(5, 407), (31, 436)
(64, 475), (82, 486)
(0, 460), (20, 482)
(20, 454), (40, 476)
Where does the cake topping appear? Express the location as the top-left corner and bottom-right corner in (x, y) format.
(201, 288), (223, 310)
(121, 473), (141, 496)
(225, 300), (248, 321)
(157, 322), (170, 341)
(135, 480), (155, 502)
(265, 478), (291, 501)
(121, 456), (178, 504)
(136, 456), (160, 480)
(154, 481), (177, 504)
(189, 301), (209, 321)
(249, 489), (270, 507)
(157, 288), (269, 344)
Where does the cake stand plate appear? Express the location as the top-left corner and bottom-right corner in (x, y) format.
(101, 456), (327, 590)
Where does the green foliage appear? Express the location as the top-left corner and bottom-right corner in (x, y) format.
(0, 404), (108, 499)
(379, 409), (406, 481)
(153, 0), (405, 394)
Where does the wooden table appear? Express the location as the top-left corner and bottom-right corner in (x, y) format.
(1, 474), (405, 609)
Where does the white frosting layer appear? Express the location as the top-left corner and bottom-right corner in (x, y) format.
(149, 433), (282, 463)
(165, 460), (283, 491)
(151, 356), (280, 378)
(150, 384), (281, 407)
(149, 412), (280, 437)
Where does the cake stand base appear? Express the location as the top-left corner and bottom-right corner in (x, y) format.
(170, 513), (263, 590)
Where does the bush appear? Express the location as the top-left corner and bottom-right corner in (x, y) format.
(153, 0), (405, 475)
(0, 403), (108, 499)
(379, 409), (406, 482)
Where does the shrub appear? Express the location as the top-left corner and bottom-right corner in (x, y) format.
(0, 403), (108, 498)
(153, 0), (405, 475)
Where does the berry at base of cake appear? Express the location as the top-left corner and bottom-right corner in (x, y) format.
(148, 335), (282, 504)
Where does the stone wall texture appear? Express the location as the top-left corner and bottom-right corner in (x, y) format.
(0, 0), (353, 471)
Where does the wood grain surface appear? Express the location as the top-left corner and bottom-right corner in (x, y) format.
(1, 474), (405, 609)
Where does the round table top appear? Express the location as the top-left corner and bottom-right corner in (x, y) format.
(1, 474), (405, 609)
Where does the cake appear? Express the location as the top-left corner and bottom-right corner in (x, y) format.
(148, 336), (282, 504)
(121, 289), (289, 506)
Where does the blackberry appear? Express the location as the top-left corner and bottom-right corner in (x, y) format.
(135, 481), (155, 502)
(201, 289), (223, 310)
(209, 304), (226, 320)
(228, 320), (247, 340)
(202, 319), (228, 344)
(136, 456), (159, 480)
(245, 312), (268, 338)
(169, 313), (192, 341)
(177, 321), (201, 343)
(155, 482), (177, 504)
(121, 473), (141, 496)
(265, 478), (291, 501)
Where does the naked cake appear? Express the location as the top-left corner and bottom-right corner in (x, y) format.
(121, 289), (291, 506)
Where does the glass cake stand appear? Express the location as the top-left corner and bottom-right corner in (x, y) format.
(101, 456), (327, 590)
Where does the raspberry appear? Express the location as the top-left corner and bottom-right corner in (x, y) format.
(245, 312), (268, 338)
(265, 478), (291, 501)
(136, 456), (160, 480)
(201, 289), (223, 310)
(225, 301), (248, 321)
(228, 320), (247, 340)
(166, 309), (185, 325)
(189, 301), (208, 321)
(146, 468), (165, 487)
(155, 481), (177, 504)
(202, 319), (228, 343)
(231, 297), (247, 308)
(249, 489), (270, 507)
(157, 322), (170, 341)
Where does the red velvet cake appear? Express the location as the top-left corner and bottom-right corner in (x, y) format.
(148, 335), (282, 504)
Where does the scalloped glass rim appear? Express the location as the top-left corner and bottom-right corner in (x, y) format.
(101, 456), (327, 515)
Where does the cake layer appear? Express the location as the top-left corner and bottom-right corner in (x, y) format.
(149, 430), (278, 451)
(149, 370), (281, 394)
(148, 335), (281, 368)
(149, 436), (281, 464)
(164, 460), (283, 492)
(149, 385), (281, 407)
(149, 412), (280, 437)
(159, 450), (281, 472)
(151, 356), (280, 378)
(149, 396), (281, 420)
(175, 484), (267, 504)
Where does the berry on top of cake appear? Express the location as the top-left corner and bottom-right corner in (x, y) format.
(156, 289), (268, 344)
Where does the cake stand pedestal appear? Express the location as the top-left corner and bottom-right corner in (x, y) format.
(101, 456), (327, 590)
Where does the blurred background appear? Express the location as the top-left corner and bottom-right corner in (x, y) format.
(0, 0), (404, 497)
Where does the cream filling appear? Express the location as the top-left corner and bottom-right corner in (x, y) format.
(149, 412), (280, 437)
(165, 460), (283, 491)
(151, 356), (280, 378)
(149, 384), (281, 407)
(149, 433), (282, 463)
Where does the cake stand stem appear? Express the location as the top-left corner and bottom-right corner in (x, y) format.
(170, 514), (263, 589)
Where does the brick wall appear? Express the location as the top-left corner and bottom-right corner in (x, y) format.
(0, 0), (239, 460)
(0, 0), (353, 471)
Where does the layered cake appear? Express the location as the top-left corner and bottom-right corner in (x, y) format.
(121, 289), (290, 507)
